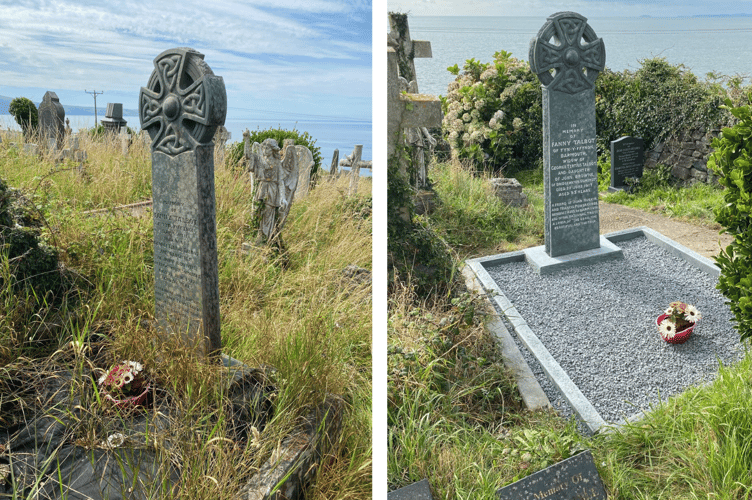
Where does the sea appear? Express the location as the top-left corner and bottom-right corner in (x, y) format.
(0, 114), (372, 177)
(405, 15), (752, 98)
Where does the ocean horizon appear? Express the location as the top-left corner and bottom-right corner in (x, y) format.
(407, 15), (752, 98)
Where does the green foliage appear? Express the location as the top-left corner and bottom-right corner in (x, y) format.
(441, 51), (542, 175)
(707, 97), (752, 342)
(428, 162), (543, 254)
(228, 126), (323, 179)
(0, 178), (70, 300)
(595, 58), (729, 153)
(8, 97), (38, 137)
(387, 152), (455, 297)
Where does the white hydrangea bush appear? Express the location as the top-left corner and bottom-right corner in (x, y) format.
(441, 51), (543, 173)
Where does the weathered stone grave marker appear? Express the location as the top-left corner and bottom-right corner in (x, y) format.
(330, 148), (339, 176)
(347, 144), (363, 196)
(387, 26), (442, 221)
(214, 125), (231, 165)
(101, 103), (128, 133)
(609, 135), (644, 192)
(526, 11), (622, 272)
(139, 47), (226, 355)
(294, 144), (314, 199)
(388, 13), (437, 189)
(38, 91), (65, 150)
(496, 450), (607, 500)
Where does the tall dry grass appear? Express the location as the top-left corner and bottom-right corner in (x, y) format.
(0, 129), (372, 499)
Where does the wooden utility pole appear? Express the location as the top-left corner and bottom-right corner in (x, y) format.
(84, 89), (104, 127)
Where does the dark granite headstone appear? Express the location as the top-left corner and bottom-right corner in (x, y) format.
(38, 91), (65, 150)
(139, 47), (227, 355)
(609, 136), (644, 191)
(388, 479), (434, 500)
(497, 450), (607, 500)
(529, 12), (605, 258)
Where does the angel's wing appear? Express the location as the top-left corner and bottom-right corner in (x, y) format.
(278, 143), (299, 229)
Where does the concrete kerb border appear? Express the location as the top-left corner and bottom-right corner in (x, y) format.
(465, 226), (721, 435)
(460, 266), (551, 411)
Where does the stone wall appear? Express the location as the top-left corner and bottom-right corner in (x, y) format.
(643, 128), (721, 185)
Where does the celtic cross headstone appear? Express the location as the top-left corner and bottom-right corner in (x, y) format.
(139, 47), (227, 355)
(529, 11), (605, 257)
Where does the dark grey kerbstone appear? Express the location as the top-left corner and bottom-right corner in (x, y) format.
(610, 136), (644, 190)
(497, 450), (606, 500)
(38, 91), (65, 149)
(140, 47), (226, 355)
(388, 479), (433, 500)
(542, 87), (600, 257)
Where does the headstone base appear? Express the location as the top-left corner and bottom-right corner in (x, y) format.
(525, 236), (623, 275)
(388, 479), (433, 500)
(607, 186), (625, 193)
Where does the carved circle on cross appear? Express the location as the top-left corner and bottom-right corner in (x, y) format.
(529, 12), (605, 95)
(139, 47), (227, 156)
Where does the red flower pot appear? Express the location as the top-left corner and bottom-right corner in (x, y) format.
(656, 314), (696, 344)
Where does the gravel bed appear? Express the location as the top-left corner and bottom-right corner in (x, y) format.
(485, 236), (744, 428)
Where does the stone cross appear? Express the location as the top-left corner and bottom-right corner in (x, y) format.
(347, 144), (363, 196)
(38, 91), (65, 150)
(139, 47), (227, 355)
(388, 13), (437, 189)
(387, 43), (442, 221)
(529, 11), (605, 257)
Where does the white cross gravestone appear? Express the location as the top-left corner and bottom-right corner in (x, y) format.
(139, 47), (226, 355)
(525, 11), (623, 274)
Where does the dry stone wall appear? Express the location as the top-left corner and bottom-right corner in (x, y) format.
(643, 128), (721, 185)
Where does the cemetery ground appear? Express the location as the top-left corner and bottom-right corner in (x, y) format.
(0, 130), (371, 499)
(388, 158), (752, 498)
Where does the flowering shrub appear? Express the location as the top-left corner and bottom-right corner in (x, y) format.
(441, 51), (542, 174)
(658, 301), (701, 341)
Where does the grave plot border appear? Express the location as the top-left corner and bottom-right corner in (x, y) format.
(465, 226), (719, 434)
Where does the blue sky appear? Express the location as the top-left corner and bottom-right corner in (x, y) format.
(0, 0), (372, 127)
(387, 0), (752, 17)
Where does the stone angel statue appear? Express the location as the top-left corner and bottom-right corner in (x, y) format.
(246, 136), (299, 247)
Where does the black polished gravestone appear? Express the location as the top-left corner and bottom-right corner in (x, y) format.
(388, 479), (434, 500)
(497, 450), (607, 500)
(139, 47), (226, 355)
(609, 136), (644, 192)
(526, 11), (623, 273)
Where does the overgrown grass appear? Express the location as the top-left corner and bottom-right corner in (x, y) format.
(390, 151), (752, 499)
(0, 129), (371, 499)
(426, 160), (543, 258)
(387, 279), (583, 498)
(598, 159), (726, 227)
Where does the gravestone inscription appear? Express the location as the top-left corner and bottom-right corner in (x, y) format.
(609, 135), (644, 191)
(139, 47), (226, 355)
(529, 11), (605, 257)
(496, 450), (607, 500)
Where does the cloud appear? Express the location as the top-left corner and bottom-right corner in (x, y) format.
(0, 0), (371, 121)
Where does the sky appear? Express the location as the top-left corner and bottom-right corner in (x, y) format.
(0, 0), (372, 130)
(387, 0), (752, 17)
